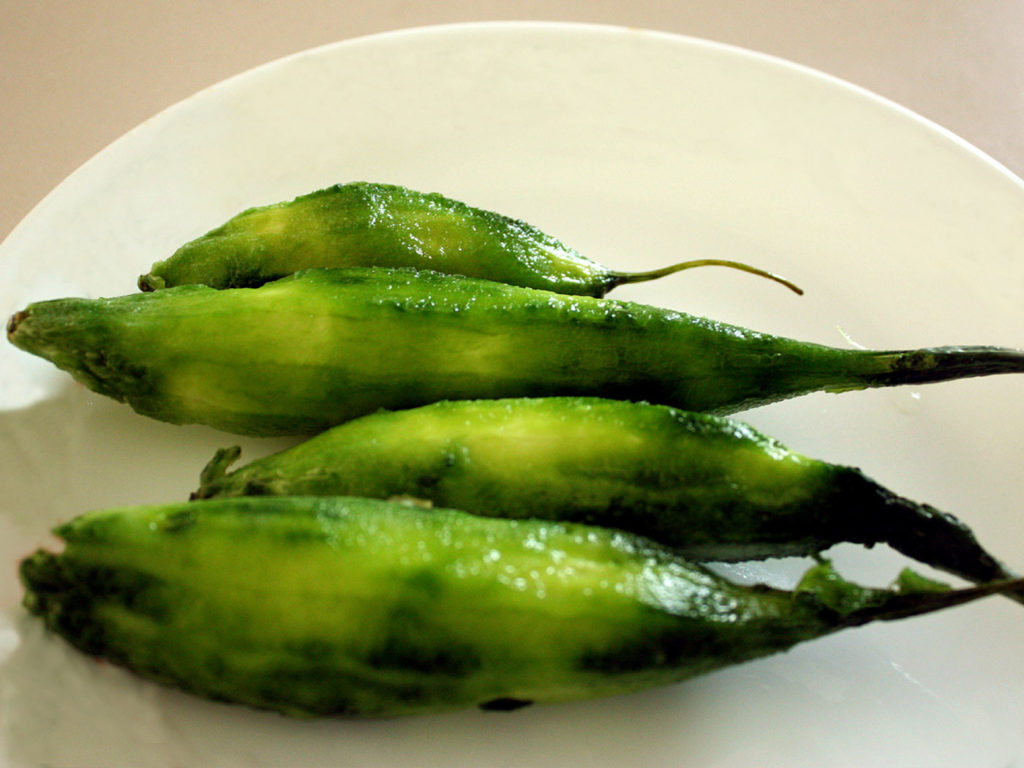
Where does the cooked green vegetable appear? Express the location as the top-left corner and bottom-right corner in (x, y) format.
(8, 268), (1023, 436)
(20, 496), (1021, 718)
(137, 181), (800, 296)
(193, 397), (1020, 597)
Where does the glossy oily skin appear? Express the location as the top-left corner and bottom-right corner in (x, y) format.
(136, 181), (799, 297)
(8, 267), (1024, 436)
(20, 496), (1020, 718)
(193, 397), (1020, 595)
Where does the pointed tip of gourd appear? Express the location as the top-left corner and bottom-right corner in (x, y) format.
(797, 559), (1024, 628)
(19, 548), (69, 617)
(6, 310), (27, 340)
(872, 346), (1024, 388)
(5, 308), (46, 356)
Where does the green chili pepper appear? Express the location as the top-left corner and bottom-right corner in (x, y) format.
(136, 181), (801, 296)
(8, 268), (1022, 436)
(193, 396), (1020, 597)
(19, 495), (1021, 718)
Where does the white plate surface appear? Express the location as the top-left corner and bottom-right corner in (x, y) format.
(2, 22), (1023, 768)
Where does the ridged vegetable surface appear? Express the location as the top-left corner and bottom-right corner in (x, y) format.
(137, 181), (799, 296)
(20, 496), (1021, 718)
(8, 267), (1023, 435)
(194, 397), (1020, 596)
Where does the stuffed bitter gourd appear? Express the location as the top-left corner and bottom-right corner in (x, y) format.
(193, 396), (1020, 597)
(137, 181), (800, 296)
(20, 496), (1022, 718)
(8, 267), (1023, 436)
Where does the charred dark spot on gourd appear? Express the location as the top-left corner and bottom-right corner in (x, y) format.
(479, 697), (534, 712)
(413, 444), (464, 493)
(364, 569), (481, 677)
(203, 651), (228, 678)
(402, 568), (445, 599)
(278, 525), (337, 544)
(161, 508), (198, 534)
(76, 565), (170, 627)
(366, 630), (478, 678)
(21, 554), (167, 658)
(249, 666), (358, 716)
(580, 607), (822, 678)
(577, 613), (737, 675)
(365, 632), (480, 677)
(889, 349), (936, 376)
(242, 479), (275, 496)
(70, 347), (154, 401)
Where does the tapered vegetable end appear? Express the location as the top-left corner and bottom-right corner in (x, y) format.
(795, 560), (1024, 629)
(861, 571), (1024, 623)
(8, 304), (74, 371)
(6, 310), (27, 340)
(138, 235), (251, 291)
(831, 470), (1024, 605)
(6, 300), (148, 401)
(7, 309), (27, 345)
(858, 346), (1024, 390)
(9, 304), (59, 355)
(20, 549), (67, 619)
(20, 549), (111, 658)
(876, 493), (1024, 605)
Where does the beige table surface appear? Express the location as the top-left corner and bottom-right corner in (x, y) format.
(4, 0), (1024, 243)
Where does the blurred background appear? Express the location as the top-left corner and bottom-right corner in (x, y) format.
(4, 0), (1023, 242)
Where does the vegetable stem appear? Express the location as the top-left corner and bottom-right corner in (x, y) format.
(609, 258), (804, 295)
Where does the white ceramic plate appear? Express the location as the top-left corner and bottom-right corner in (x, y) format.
(2, 22), (1022, 768)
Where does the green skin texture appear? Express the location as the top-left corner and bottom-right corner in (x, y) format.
(138, 182), (622, 296)
(193, 397), (1018, 593)
(8, 267), (1023, 437)
(19, 496), (1017, 718)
